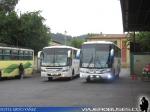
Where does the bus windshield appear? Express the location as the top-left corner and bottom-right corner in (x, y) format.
(42, 48), (69, 67)
(81, 44), (111, 68)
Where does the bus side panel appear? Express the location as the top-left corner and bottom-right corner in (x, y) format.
(23, 61), (34, 76)
(1, 60), (33, 78)
(72, 59), (80, 75)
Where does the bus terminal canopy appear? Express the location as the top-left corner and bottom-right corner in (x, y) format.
(120, 0), (150, 32)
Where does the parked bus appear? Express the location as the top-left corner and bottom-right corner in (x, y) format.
(80, 41), (121, 82)
(40, 46), (80, 80)
(37, 51), (42, 72)
(0, 46), (34, 79)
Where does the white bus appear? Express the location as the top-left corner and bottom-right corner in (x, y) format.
(37, 51), (42, 72)
(80, 41), (121, 82)
(40, 46), (80, 80)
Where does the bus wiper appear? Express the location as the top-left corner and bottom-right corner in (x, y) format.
(87, 55), (93, 68)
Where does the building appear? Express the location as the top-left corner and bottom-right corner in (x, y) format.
(86, 34), (129, 67)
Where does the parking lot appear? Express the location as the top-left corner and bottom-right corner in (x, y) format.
(0, 68), (149, 108)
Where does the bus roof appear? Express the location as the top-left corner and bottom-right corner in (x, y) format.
(83, 41), (120, 49)
(43, 45), (79, 51)
(0, 46), (34, 52)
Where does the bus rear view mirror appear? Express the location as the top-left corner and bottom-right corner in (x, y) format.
(67, 50), (71, 57)
(76, 50), (80, 59)
(110, 49), (114, 57)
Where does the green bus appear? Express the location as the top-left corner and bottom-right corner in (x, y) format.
(0, 46), (34, 79)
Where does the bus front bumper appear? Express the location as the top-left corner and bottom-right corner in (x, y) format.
(41, 72), (71, 78)
(80, 72), (113, 80)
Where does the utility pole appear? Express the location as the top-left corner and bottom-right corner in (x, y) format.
(64, 30), (67, 45)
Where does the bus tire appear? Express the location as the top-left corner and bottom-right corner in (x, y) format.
(72, 69), (75, 76)
(48, 77), (53, 81)
(69, 69), (74, 80)
(86, 77), (91, 82)
(16, 74), (21, 79)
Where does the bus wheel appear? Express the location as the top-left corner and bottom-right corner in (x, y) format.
(48, 77), (53, 81)
(16, 74), (21, 79)
(70, 69), (74, 80)
(86, 78), (91, 82)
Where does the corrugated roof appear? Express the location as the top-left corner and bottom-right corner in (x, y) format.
(120, 0), (150, 32)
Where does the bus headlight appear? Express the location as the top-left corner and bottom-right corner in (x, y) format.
(96, 75), (100, 78)
(107, 74), (112, 79)
(104, 73), (112, 79)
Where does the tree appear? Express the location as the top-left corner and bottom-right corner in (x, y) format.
(127, 32), (150, 52)
(70, 38), (84, 48)
(0, 0), (20, 45)
(136, 32), (150, 52)
(0, 0), (19, 13)
(0, 0), (51, 54)
(0, 11), (51, 54)
(0, 11), (19, 45)
(19, 11), (51, 53)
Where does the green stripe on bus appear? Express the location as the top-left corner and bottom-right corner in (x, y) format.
(23, 62), (32, 69)
(4, 64), (18, 73)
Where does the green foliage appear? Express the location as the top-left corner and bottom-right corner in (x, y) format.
(19, 11), (51, 53)
(136, 32), (150, 52)
(0, 11), (51, 54)
(0, 0), (19, 13)
(127, 32), (150, 52)
(70, 38), (84, 48)
(0, 11), (19, 45)
(0, 0), (51, 54)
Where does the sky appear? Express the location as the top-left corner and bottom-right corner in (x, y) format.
(15, 0), (123, 37)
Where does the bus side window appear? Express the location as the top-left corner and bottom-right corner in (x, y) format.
(29, 51), (33, 60)
(73, 50), (77, 59)
(3, 49), (11, 60)
(0, 49), (3, 60)
(76, 50), (80, 59)
(24, 51), (29, 60)
(11, 49), (18, 60)
(19, 50), (24, 60)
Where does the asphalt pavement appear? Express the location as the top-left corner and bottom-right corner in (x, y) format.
(0, 68), (149, 109)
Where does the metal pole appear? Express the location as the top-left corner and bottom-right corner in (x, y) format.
(64, 30), (67, 45)
(133, 32), (135, 52)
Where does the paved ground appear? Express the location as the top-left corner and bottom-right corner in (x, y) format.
(0, 68), (149, 108)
